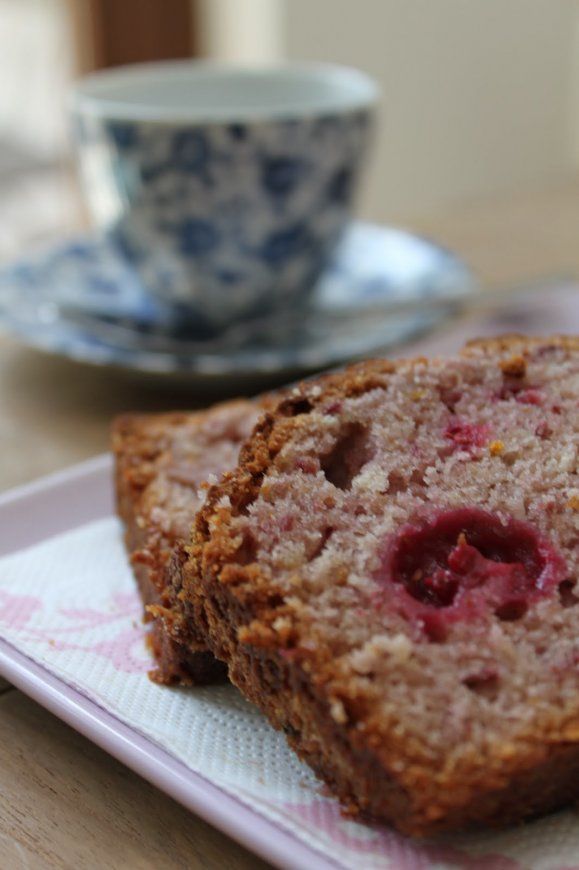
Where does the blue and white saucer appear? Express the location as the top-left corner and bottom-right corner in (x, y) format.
(0, 222), (476, 385)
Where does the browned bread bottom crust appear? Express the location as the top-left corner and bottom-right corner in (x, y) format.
(165, 337), (579, 835)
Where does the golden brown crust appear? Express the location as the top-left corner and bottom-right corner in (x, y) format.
(463, 333), (579, 356)
(164, 338), (579, 835)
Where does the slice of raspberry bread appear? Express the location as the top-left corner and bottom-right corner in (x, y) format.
(167, 336), (579, 834)
(113, 398), (265, 684)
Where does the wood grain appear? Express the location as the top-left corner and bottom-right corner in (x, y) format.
(412, 179), (579, 291)
(0, 691), (270, 870)
(0, 335), (213, 491)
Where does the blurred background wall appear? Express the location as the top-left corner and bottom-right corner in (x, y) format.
(200, 0), (579, 222)
(1, 0), (579, 256)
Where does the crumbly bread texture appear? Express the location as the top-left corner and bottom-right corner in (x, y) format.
(166, 336), (579, 835)
(113, 399), (264, 684)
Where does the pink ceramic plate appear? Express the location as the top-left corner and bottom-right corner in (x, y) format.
(0, 456), (338, 870)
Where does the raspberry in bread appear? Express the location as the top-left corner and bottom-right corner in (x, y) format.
(166, 336), (579, 834)
(113, 399), (265, 684)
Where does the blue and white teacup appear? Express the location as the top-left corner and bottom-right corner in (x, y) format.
(70, 61), (378, 335)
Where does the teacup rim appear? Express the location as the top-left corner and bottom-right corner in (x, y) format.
(70, 59), (379, 125)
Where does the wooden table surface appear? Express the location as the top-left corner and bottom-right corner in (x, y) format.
(1, 179), (579, 868)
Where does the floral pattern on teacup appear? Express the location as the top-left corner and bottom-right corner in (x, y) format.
(75, 110), (373, 330)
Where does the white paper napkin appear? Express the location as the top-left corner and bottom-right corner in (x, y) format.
(0, 516), (578, 870)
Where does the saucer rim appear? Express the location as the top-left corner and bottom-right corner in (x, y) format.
(0, 222), (476, 382)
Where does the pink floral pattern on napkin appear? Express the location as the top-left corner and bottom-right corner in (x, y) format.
(240, 792), (523, 870)
(0, 590), (42, 629)
(0, 586), (150, 674)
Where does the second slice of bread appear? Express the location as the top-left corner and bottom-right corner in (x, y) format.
(113, 399), (266, 683)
